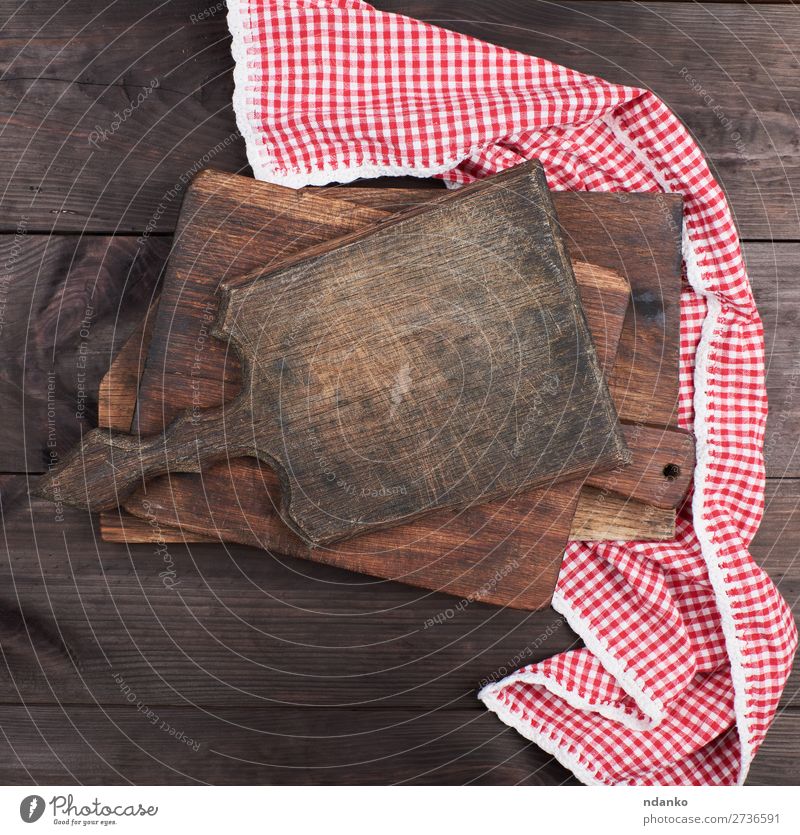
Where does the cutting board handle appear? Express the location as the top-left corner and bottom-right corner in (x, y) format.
(33, 405), (251, 512)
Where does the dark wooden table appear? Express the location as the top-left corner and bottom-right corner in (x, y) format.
(0, 0), (797, 785)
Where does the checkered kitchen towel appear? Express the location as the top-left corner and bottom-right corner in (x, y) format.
(227, 0), (797, 784)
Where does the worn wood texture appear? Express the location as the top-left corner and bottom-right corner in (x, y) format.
(1, 2), (797, 239)
(98, 282), (684, 546)
(120, 430), (694, 560)
(0, 703), (797, 785)
(135, 177), (683, 434)
(99, 269), (690, 550)
(2, 0), (795, 788)
(98, 171), (686, 552)
(37, 163), (630, 548)
(97, 303), (158, 434)
(0, 480), (796, 785)
(2, 235), (780, 486)
(571, 487), (677, 541)
(92, 169), (692, 613)
(0, 234), (169, 472)
(109, 171), (685, 553)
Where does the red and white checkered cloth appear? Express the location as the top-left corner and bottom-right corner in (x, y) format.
(227, 0), (797, 784)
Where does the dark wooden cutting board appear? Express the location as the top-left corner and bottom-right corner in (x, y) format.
(37, 163), (632, 548)
(133, 174), (683, 439)
(116, 270), (690, 568)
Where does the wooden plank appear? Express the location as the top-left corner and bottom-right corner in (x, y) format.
(3, 480), (794, 711)
(0, 234), (168, 472)
(97, 302), (159, 433)
(0, 705), (578, 785)
(571, 486), (677, 540)
(40, 163), (630, 547)
(0, 701), (794, 785)
(99, 488), (679, 546)
(17, 234), (800, 481)
(745, 711), (800, 785)
(750, 243), (800, 479)
(98, 284), (684, 544)
(1, 487), (584, 709)
(108, 175), (686, 554)
(0, 1), (797, 238)
(752, 479), (800, 580)
(134, 178), (683, 436)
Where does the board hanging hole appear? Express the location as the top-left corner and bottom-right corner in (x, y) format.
(663, 463), (681, 480)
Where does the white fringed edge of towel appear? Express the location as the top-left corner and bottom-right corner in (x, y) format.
(227, 3), (480, 188)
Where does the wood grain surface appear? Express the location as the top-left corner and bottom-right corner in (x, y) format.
(97, 267), (683, 547)
(36, 163), (630, 546)
(0, 0), (796, 787)
(92, 169), (691, 612)
(114, 171), (685, 550)
(134, 179), (683, 435)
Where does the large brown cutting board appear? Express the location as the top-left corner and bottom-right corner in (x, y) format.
(117, 168), (685, 535)
(100, 259), (691, 546)
(99, 170), (689, 609)
(37, 163), (631, 548)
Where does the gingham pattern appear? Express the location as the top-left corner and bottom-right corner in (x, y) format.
(227, 0), (797, 784)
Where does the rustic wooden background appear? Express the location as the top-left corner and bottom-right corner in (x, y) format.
(0, 0), (797, 784)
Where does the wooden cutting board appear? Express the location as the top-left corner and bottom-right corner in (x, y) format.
(133, 175), (683, 440)
(37, 162), (631, 547)
(98, 170), (690, 609)
(115, 277), (691, 558)
(114, 169), (686, 541)
(106, 257), (631, 610)
(100, 260), (692, 546)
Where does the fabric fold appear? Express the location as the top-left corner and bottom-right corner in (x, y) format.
(227, 0), (797, 784)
